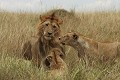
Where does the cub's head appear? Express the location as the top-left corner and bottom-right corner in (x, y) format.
(37, 13), (63, 40)
(43, 48), (65, 70)
(59, 31), (86, 58)
(41, 49), (68, 79)
(59, 32), (79, 46)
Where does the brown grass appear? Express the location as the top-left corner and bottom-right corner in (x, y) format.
(0, 9), (120, 80)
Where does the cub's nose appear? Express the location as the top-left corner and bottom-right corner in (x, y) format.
(48, 32), (52, 35)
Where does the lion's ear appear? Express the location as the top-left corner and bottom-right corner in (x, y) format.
(70, 30), (75, 32)
(39, 15), (47, 22)
(57, 19), (63, 25)
(51, 12), (63, 24)
(73, 33), (78, 40)
(51, 12), (56, 18)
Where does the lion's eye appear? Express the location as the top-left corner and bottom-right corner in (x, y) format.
(45, 23), (49, 26)
(53, 25), (56, 28)
(48, 56), (52, 60)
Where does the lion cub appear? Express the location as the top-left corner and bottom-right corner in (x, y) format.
(41, 48), (68, 80)
(59, 31), (120, 62)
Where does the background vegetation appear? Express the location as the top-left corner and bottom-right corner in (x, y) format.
(0, 9), (120, 80)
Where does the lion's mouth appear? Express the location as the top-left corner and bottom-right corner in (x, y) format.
(61, 42), (65, 45)
(44, 58), (51, 68)
(44, 35), (53, 40)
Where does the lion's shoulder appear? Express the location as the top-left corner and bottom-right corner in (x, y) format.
(29, 36), (39, 45)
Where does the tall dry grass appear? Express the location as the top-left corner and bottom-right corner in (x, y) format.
(0, 9), (120, 80)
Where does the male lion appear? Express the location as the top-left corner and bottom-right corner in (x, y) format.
(41, 48), (68, 80)
(59, 31), (120, 63)
(21, 13), (65, 67)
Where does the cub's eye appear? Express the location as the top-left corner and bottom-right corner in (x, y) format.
(60, 54), (63, 58)
(48, 56), (52, 60)
(47, 56), (52, 61)
(45, 23), (49, 26)
(53, 25), (56, 28)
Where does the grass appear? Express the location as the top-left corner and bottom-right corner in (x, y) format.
(0, 9), (120, 80)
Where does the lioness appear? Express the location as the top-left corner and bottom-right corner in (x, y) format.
(21, 13), (65, 67)
(59, 31), (120, 62)
(41, 48), (68, 80)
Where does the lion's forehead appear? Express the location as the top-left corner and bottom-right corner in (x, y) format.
(64, 33), (73, 38)
(43, 20), (51, 24)
(52, 22), (58, 26)
(42, 20), (59, 26)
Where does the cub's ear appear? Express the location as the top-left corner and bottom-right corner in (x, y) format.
(73, 33), (78, 40)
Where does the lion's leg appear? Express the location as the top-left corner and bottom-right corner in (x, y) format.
(21, 41), (32, 60)
(31, 54), (42, 68)
(31, 42), (42, 68)
(117, 44), (120, 56)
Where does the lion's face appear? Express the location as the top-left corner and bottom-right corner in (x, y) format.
(41, 20), (61, 40)
(59, 32), (79, 46)
(43, 48), (65, 69)
(38, 13), (63, 40)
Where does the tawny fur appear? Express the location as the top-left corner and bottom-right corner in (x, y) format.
(41, 48), (68, 80)
(21, 13), (65, 67)
(60, 31), (120, 62)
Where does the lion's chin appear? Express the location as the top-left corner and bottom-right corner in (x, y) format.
(44, 36), (52, 40)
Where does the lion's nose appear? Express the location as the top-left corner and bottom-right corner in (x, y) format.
(48, 32), (52, 35)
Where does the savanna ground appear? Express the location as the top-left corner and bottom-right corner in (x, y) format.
(0, 9), (120, 80)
